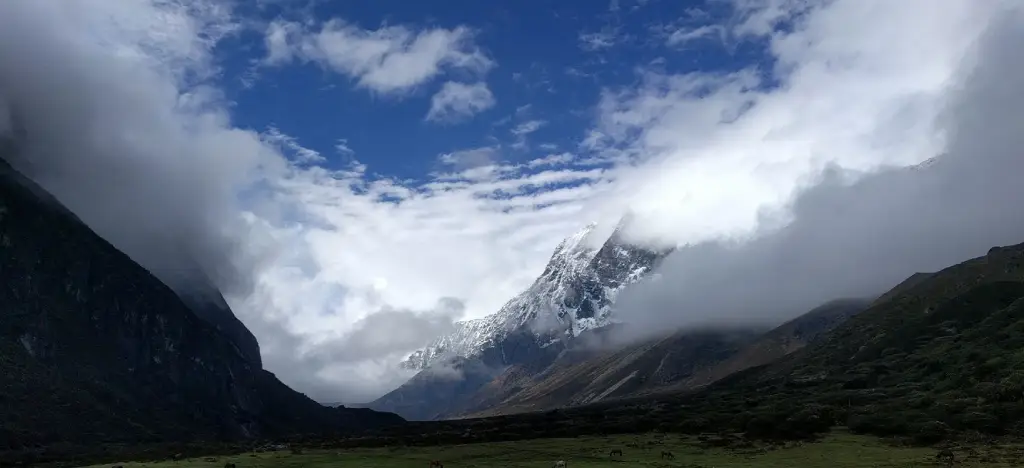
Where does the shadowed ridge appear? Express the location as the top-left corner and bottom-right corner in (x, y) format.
(0, 144), (404, 453)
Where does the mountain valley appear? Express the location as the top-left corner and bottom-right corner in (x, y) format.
(321, 240), (1024, 449)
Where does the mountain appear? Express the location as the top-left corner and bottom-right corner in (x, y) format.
(630, 241), (1024, 441)
(327, 240), (1024, 448)
(177, 278), (263, 368)
(371, 220), (674, 420)
(453, 298), (870, 418)
(637, 298), (873, 396)
(454, 326), (765, 417)
(0, 150), (403, 451)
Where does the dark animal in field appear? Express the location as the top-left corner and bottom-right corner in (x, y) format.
(224, 463), (236, 468)
(553, 461), (567, 468)
(661, 451), (675, 459)
(936, 449), (955, 466)
(429, 460), (444, 468)
(111, 465), (123, 468)
(609, 449), (623, 457)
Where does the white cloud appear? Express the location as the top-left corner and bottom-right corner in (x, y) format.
(426, 81), (496, 123)
(665, 25), (726, 47)
(527, 152), (574, 168)
(579, 26), (626, 51)
(510, 119), (547, 150)
(588, 0), (999, 249)
(334, 139), (355, 156)
(263, 19), (493, 95)
(615, 3), (1024, 340)
(2, 0), (1018, 406)
(437, 146), (499, 169)
(262, 126), (324, 164)
(511, 119), (546, 136)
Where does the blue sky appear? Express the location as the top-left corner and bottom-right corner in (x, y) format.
(0, 0), (1001, 402)
(214, 0), (772, 183)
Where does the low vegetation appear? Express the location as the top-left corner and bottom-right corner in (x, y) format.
(76, 431), (997, 468)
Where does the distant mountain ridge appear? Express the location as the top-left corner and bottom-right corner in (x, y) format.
(452, 298), (871, 418)
(372, 219), (674, 420)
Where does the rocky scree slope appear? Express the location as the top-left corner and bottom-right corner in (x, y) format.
(0, 151), (402, 451)
(370, 221), (673, 420)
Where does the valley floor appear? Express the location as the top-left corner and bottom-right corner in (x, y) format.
(78, 430), (1019, 467)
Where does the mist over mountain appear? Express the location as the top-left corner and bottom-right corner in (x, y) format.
(612, 7), (1024, 342)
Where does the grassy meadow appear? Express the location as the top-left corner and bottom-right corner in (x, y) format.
(76, 430), (1018, 468)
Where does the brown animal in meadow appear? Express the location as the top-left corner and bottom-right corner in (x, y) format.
(429, 460), (444, 468)
(223, 463), (236, 468)
(552, 461), (567, 468)
(661, 451), (675, 459)
(609, 449), (623, 457)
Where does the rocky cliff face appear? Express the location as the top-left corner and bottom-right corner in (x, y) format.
(371, 220), (673, 420)
(177, 280), (263, 368)
(0, 152), (402, 449)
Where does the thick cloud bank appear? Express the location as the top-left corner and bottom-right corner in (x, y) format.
(615, 6), (1024, 337)
(0, 1), (269, 296)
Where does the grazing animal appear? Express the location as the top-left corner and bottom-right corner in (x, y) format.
(171, 453), (184, 461)
(224, 463), (236, 468)
(553, 461), (567, 468)
(429, 460), (444, 468)
(661, 451), (675, 460)
(936, 449), (955, 466)
(609, 449), (623, 457)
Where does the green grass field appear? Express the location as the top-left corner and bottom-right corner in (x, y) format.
(78, 431), (1017, 468)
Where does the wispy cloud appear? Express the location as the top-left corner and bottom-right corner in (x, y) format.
(262, 19), (493, 96)
(262, 126), (325, 164)
(579, 26), (627, 51)
(334, 139), (355, 156)
(510, 119), (547, 150)
(426, 81), (496, 123)
(665, 24), (726, 47)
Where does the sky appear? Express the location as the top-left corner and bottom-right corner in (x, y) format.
(0, 0), (1020, 404)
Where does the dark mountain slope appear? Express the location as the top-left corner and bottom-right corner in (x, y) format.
(457, 327), (764, 418)
(640, 297), (872, 396)
(177, 277), (263, 368)
(639, 242), (1024, 440)
(0, 155), (402, 450)
(453, 298), (868, 418)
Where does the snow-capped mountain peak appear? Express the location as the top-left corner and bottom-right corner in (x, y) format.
(400, 219), (673, 371)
